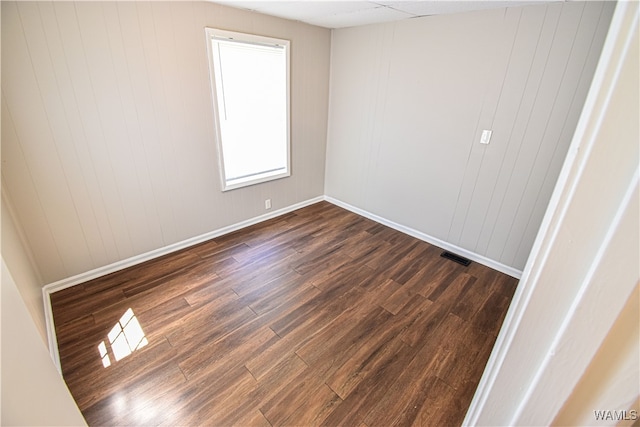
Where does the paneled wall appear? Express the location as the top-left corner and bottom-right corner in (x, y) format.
(2, 2), (331, 283)
(325, 2), (614, 271)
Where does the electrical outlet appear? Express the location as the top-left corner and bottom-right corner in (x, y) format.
(265, 199), (271, 210)
(480, 129), (492, 145)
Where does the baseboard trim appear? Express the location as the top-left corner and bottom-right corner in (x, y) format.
(324, 196), (523, 280)
(42, 286), (62, 372)
(42, 195), (324, 370)
(44, 193), (522, 371)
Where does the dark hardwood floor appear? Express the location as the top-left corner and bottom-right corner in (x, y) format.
(51, 201), (518, 426)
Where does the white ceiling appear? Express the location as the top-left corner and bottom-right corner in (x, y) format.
(211, 0), (562, 29)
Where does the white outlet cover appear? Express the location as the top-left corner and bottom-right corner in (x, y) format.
(480, 129), (492, 145)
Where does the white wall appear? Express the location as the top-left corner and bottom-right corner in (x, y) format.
(1, 193), (46, 340)
(466, 1), (639, 424)
(554, 285), (639, 426)
(1, 259), (87, 426)
(325, 1), (614, 272)
(1, 1), (331, 284)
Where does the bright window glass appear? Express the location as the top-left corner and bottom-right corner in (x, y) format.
(206, 28), (290, 191)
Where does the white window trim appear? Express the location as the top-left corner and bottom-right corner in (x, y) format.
(205, 28), (291, 192)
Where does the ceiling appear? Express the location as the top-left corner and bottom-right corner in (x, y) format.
(211, 0), (562, 29)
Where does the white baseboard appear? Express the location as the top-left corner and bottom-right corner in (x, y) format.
(42, 195), (323, 370)
(42, 286), (62, 372)
(42, 196), (324, 295)
(324, 196), (523, 279)
(44, 193), (522, 372)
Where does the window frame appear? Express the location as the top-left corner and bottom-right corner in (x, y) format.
(205, 27), (291, 192)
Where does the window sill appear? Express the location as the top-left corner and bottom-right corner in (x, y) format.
(222, 169), (290, 191)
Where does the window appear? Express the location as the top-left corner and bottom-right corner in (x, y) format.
(205, 28), (291, 191)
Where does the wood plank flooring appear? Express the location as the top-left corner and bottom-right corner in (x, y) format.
(51, 201), (518, 426)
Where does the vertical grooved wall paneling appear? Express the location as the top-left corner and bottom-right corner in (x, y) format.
(1, 1), (331, 283)
(325, 2), (614, 271)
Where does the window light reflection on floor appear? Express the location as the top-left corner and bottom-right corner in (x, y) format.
(98, 308), (148, 368)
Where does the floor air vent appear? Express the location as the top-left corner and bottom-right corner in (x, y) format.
(441, 251), (471, 266)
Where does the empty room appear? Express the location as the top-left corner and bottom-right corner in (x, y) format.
(1, 0), (638, 426)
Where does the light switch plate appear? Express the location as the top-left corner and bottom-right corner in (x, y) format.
(481, 129), (492, 145)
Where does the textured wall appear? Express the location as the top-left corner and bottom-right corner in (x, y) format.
(325, 2), (614, 271)
(1, 1), (331, 283)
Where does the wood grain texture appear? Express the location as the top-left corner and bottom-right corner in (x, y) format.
(52, 202), (518, 426)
